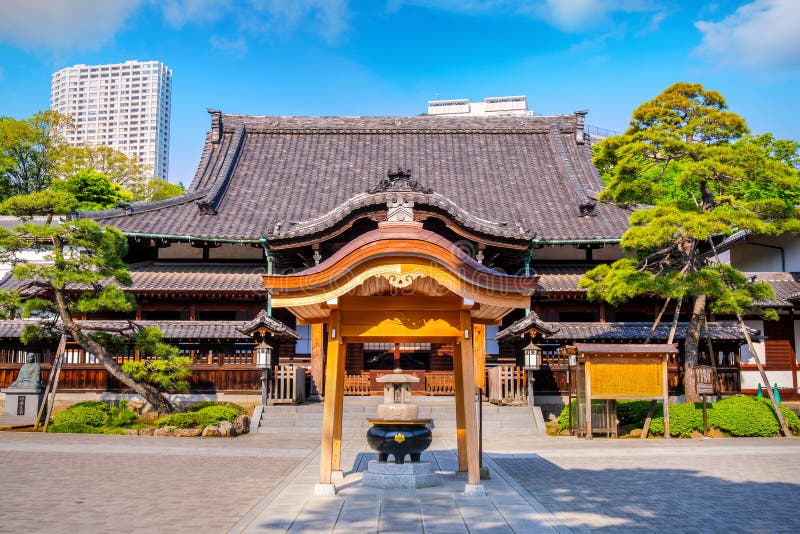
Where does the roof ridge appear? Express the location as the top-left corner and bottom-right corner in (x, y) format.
(550, 125), (594, 216)
(197, 124), (246, 215)
(81, 190), (207, 220)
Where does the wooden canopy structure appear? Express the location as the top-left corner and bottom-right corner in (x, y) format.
(263, 223), (537, 491)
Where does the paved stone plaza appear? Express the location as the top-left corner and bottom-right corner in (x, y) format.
(1, 430), (799, 532)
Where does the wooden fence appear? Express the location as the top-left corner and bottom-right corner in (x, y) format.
(425, 371), (456, 395)
(488, 365), (528, 404)
(344, 372), (371, 395)
(268, 365), (305, 404)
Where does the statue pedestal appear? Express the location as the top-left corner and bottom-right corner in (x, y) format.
(362, 460), (439, 489)
(1, 388), (44, 426)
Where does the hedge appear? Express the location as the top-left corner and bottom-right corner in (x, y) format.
(51, 402), (110, 428)
(155, 405), (241, 429)
(556, 395), (800, 438)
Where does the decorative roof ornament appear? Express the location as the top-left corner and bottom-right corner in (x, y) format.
(579, 199), (596, 217)
(238, 309), (300, 339)
(368, 168), (433, 195)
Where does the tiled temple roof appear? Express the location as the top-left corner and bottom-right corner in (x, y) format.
(497, 320), (760, 342)
(82, 112), (632, 243)
(745, 272), (800, 307)
(0, 317), (296, 341)
(0, 262), (269, 296)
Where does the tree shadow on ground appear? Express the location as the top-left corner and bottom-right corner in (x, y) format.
(492, 452), (800, 532)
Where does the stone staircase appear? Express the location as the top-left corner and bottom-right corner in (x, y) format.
(253, 397), (545, 436)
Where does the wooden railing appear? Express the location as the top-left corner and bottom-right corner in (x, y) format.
(268, 365), (306, 404)
(426, 372), (455, 395)
(488, 365), (528, 404)
(344, 372), (371, 395)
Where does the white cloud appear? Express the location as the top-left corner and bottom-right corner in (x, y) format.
(162, 0), (350, 47)
(0, 0), (143, 51)
(694, 0), (800, 72)
(210, 35), (248, 56)
(389, 0), (665, 33)
(160, 0), (233, 29)
(245, 0), (350, 42)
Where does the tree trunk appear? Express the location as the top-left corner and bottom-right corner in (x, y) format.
(683, 294), (707, 402)
(53, 289), (175, 413)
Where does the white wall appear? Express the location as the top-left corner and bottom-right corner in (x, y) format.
(729, 234), (800, 272)
(739, 319), (766, 365)
(741, 370), (796, 390)
(795, 320), (800, 364)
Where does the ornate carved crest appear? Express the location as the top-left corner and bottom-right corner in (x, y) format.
(368, 168), (433, 195)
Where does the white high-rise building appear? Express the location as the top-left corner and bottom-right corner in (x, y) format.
(50, 60), (172, 180)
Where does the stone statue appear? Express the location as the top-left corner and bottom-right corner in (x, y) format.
(9, 353), (41, 389)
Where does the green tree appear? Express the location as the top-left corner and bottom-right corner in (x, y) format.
(52, 169), (132, 211)
(137, 179), (185, 202)
(581, 83), (800, 401)
(0, 191), (188, 412)
(59, 145), (150, 199)
(0, 111), (72, 198)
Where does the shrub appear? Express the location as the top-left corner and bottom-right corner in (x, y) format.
(190, 401), (246, 415)
(155, 404), (242, 429)
(710, 396), (800, 437)
(649, 403), (703, 437)
(48, 422), (104, 434)
(196, 405), (241, 422)
(557, 400), (576, 431)
(155, 412), (211, 429)
(52, 402), (110, 428)
(106, 400), (138, 428)
(617, 400), (656, 427)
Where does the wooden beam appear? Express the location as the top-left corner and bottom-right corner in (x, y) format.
(319, 309), (342, 484)
(453, 342), (467, 472)
(310, 323), (324, 399)
(585, 357), (593, 440)
(662, 355), (670, 439)
(340, 295), (465, 311)
(459, 311), (481, 486)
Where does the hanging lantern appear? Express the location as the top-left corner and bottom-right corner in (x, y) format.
(255, 341), (273, 368)
(523, 342), (542, 370)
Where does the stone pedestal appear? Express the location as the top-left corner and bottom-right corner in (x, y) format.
(362, 460), (439, 489)
(1, 388), (44, 425)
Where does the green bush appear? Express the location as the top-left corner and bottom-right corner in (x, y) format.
(155, 412), (211, 429)
(617, 400), (656, 427)
(190, 401), (246, 415)
(68, 401), (111, 413)
(710, 396), (800, 437)
(649, 403), (703, 437)
(52, 402), (110, 428)
(106, 400), (138, 428)
(155, 404), (242, 429)
(48, 422), (104, 434)
(647, 395), (800, 437)
(557, 400), (576, 431)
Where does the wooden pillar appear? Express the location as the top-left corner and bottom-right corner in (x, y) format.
(662, 355), (671, 439)
(459, 311), (481, 486)
(453, 342), (467, 472)
(332, 336), (346, 473)
(319, 310), (343, 484)
(584, 358), (593, 440)
(310, 323), (324, 399)
(473, 323), (486, 391)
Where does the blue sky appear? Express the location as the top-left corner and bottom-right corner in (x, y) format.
(1, 0), (798, 184)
